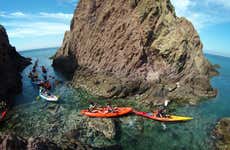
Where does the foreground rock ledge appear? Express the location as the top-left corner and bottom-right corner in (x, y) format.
(53, 0), (218, 105)
(213, 118), (230, 150)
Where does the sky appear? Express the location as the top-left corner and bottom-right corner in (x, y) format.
(0, 0), (229, 56)
(0, 0), (78, 50)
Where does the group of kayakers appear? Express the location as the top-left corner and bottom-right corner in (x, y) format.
(28, 59), (52, 91)
(87, 100), (170, 118)
(88, 102), (118, 114)
(82, 99), (192, 123)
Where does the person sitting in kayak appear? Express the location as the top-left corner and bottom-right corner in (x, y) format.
(34, 59), (39, 67)
(28, 71), (33, 79)
(43, 74), (47, 80)
(41, 66), (47, 74)
(156, 106), (167, 118)
(104, 104), (118, 113)
(88, 102), (98, 113)
(41, 81), (51, 90)
(0, 100), (6, 113)
(33, 72), (39, 79)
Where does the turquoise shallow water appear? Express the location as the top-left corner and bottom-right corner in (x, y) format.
(3, 48), (230, 149)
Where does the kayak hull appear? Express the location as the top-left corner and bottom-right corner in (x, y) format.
(133, 111), (192, 122)
(81, 107), (133, 118)
(32, 80), (43, 85)
(39, 89), (58, 102)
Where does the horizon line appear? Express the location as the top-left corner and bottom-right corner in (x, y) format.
(18, 46), (59, 52)
(18, 47), (230, 58)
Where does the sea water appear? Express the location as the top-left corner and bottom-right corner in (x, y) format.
(2, 48), (230, 150)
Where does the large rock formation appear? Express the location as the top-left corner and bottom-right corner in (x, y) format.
(0, 25), (31, 101)
(53, 0), (217, 105)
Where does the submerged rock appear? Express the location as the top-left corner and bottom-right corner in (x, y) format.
(0, 133), (27, 150)
(213, 118), (230, 150)
(0, 25), (31, 102)
(0, 132), (99, 150)
(64, 115), (118, 148)
(27, 137), (61, 150)
(53, 0), (217, 105)
(0, 133), (62, 150)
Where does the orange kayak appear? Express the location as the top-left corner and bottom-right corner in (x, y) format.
(133, 110), (192, 122)
(0, 111), (7, 122)
(81, 107), (133, 118)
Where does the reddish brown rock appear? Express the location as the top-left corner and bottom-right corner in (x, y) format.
(53, 0), (217, 105)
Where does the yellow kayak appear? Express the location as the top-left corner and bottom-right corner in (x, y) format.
(133, 111), (193, 122)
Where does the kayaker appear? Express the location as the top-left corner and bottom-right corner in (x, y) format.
(28, 71), (33, 78)
(32, 67), (36, 73)
(43, 74), (47, 80)
(156, 106), (167, 118)
(41, 66), (47, 74)
(43, 81), (51, 90)
(34, 59), (39, 67)
(104, 104), (118, 113)
(33, 72), (39, 79)
(88, 102), (97, 112)
(0, 100), (6, 112)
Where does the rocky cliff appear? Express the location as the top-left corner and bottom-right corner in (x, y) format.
(0, 25), (31, 101)
(53, 0), (217, 105)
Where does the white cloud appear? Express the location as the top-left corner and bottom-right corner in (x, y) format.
(171, 0), (230, 30)
(0, 11), (72, 39)
(10, 12), (27, 17)
(0, 11), (72, 20)
(39, 12), (73, 20)
(171, 0), (195, 15)
(5, 22), (69, 38)
(0, 11), (6, 17)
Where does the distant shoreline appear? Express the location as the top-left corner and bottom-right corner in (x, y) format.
(205, 52), (230, 59)
(18, 47), (59, 53)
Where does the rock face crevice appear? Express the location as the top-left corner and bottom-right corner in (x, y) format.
(0, 25), (31, 100)
(53, 0), (217, 105)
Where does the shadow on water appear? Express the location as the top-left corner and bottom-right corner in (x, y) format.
(2, 49), (230, 150)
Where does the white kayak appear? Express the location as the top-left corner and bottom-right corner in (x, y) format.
(32, 80), (43, 85)
(39, 89), (59, 102)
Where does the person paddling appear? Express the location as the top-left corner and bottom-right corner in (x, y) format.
(0, 100), (6, 112)
(88, 101), (98, 113)
(41, 66), (47, 74)
(43, 80), (51, 90)
(103, 104), (118, 113)
(156, 99), (170, 118)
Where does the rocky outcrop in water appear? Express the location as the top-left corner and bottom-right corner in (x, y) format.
(0, 133), (61, 150)
(213, 118), (230, 150)
(0, 25), (31, 101)
(2, 102), (123, 149)
(53, 0), (218, 105)
(64, 114), (119, 148)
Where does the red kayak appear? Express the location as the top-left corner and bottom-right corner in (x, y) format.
(0, 111), (7, 121)
(81, 107), (133, 118)
(133, 110), (192, 122)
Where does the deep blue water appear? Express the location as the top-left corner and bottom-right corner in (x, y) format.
(8, 49), (230, 149)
